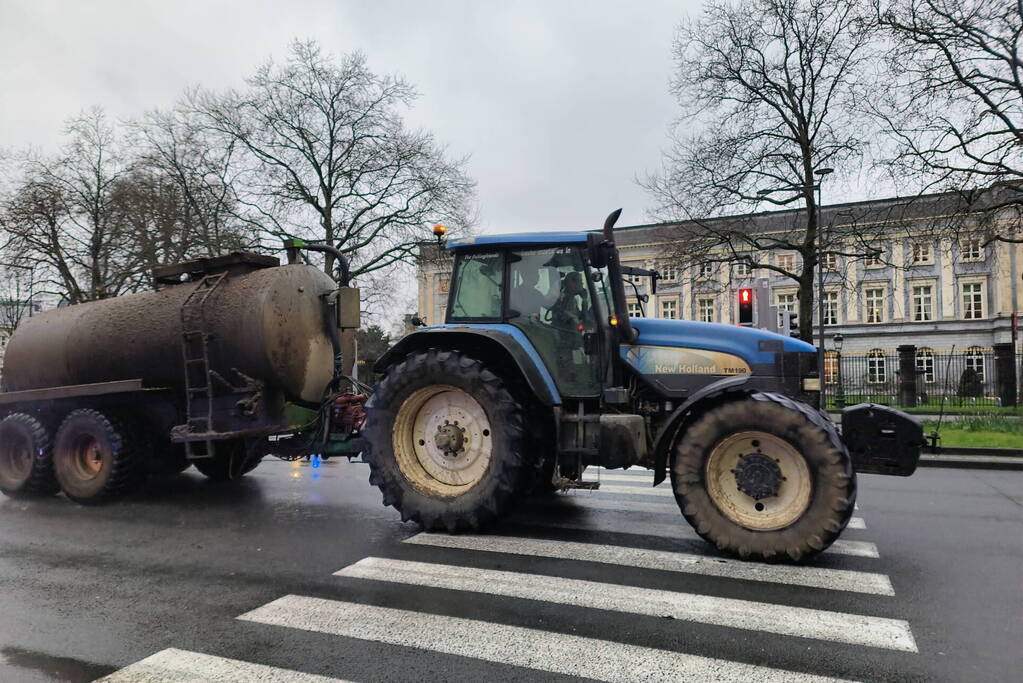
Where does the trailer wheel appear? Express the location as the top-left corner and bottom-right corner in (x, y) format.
(53, 409), (145, 505)
(0, 413), (59, 498)
(364, 349), (527, 531)
(671, 393), (856, 561)
(191, 440), (261, 481)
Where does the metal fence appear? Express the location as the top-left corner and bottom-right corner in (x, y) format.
(823, 348), (1014, 410)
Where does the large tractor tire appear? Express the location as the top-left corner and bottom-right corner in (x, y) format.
(192, 440), (261, 481)
(671, 393), (856, 562)
(53, 408), (146, 505)
(364, 349), (528, 532)
(0, 412), (59, 498)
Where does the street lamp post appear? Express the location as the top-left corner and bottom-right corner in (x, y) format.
(834, 332), (845, 410)
(814, 168), (833, 409)
(758, 167), (834, 408)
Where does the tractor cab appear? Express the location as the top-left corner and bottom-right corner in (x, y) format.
(443, 231), (612, 399)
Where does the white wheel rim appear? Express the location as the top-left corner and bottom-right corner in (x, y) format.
(393, 385), (493, 498)
(704, 431), (812, 531)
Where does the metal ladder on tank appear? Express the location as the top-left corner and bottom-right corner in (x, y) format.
(179, 272), (226, 459)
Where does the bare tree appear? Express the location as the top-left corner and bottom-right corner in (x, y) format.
(187, 40), (476, 284)
(642, 0), (880, 340)
(3, 108), (139, 303)
(128, 106), (259, 270)
(873, 0), (1023, 244)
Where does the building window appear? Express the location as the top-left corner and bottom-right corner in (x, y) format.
(776, 291), (797, 328)
(823, 291), (839, 326)
(864, 288), (885, 324)
(659, 298), (678, 319)
(865, 248), (885, 268)
(961, 237), (983, 262)
(916, 347), (935, 383)
(824, 351), (838, 385)
(627, 301), (643, 318)
(867, 349), (887, 384)
(735, 260), (751, 276)
(912, 285), (933, 321)
(698, 297), (715, 323)
(965, 346), (985, 382)
(823, 252), (838, 270)
(698, 262), (714, 279)
(962, 282), (984, 319)
(777, 253), (796, 272)
(911, 242), (933, 264)
(659, 263), (679, 282)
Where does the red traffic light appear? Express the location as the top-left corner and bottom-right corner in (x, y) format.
(738, 288), (754, 325)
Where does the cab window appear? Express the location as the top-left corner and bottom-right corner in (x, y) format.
(449, 252), (503, 320)
(507, 247), (599, 397)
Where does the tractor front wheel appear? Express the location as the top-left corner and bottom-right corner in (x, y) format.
(671, 393), (856, 561)
(363, 349), (527, 531)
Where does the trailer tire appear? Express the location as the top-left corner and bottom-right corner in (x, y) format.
(670, 393), (856, 562)
(54, 409), (146, 505)
(192, 440), (261, 481)
(364, 349), (527, 532)
(0, 413), (59, 498)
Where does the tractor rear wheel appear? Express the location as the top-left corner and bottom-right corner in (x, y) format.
(364, 349), (527, 531)
(192, 440), (261, 481)
(53, 408), (146, 505)
(0, 412), (59, 498)
(670, 393), (856, 561)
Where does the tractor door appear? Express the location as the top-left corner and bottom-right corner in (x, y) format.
(506, 247), (601, 397)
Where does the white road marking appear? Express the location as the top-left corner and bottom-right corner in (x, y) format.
(529, 517), (880, 558)
(405, 533), (894, 595)
(592, 471), (860, 510)
(96, 648), (349, 682)
(240, 596), (855, 682)
(337, 557), (915, 651)
(552, 492), (867, 529)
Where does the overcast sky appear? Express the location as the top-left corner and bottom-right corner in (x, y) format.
(0, 0), (703, 234)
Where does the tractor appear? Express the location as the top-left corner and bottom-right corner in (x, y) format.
(363, 210), (924, 561)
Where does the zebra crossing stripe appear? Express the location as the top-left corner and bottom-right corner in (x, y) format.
(336, 557), (916, 651)
(405, 533), (895, 595)
(593, 472), (861, 509)
(548, 494), (868, 529)
(239, 596), (856, 682)
(96, 648), (349, 682)
(529, 517), (880, 558)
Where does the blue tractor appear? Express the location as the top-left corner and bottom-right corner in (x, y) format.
(364, 210), (923, 561)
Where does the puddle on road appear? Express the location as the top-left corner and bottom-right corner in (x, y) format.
(0, 646), (116, 682)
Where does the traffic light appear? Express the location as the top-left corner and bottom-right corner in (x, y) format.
(738, 288), (754, 326)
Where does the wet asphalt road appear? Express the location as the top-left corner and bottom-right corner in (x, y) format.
(0, 459), (1020, 682)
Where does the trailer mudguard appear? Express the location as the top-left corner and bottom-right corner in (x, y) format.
(373, 325), (562, 406)
(650, 374), (753, 486)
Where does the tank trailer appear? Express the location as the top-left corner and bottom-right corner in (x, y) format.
(0, 245), (365, 503)
(0, 212), (925, 561)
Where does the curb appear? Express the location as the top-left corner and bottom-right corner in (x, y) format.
(918, 453), (1023, 471)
